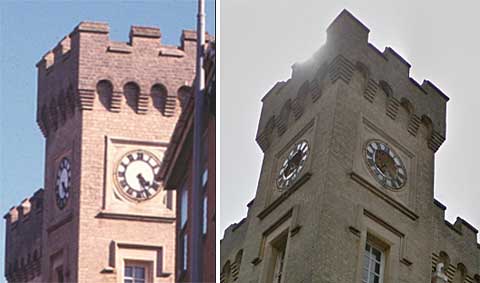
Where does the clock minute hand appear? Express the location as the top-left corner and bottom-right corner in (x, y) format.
(60, 182), (67, 197)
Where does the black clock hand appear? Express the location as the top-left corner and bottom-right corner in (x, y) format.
(137, 173), (151, 189)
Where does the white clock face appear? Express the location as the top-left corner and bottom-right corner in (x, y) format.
(277, 140), (309, 190)
(115, 150), (161, 201)
(365, 140), (407, 190)
(55, 157), (71, 209)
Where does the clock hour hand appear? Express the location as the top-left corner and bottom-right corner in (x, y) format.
(137, 173), (151, 189)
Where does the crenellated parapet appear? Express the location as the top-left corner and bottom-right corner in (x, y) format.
(431, 199), (480, 279)
(220, 217), (249, 283)
(256, 10), (448, 153)
(4, 189), (44, 282)
(35, 21), (213, 137)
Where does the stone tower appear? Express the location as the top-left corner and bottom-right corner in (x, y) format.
(31, 22), (199, 283)
(221, 10), (480, 283)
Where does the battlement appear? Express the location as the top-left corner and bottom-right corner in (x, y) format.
(36, 21), (212, 71)
(433, 199), (478, 241)
(221, 217), (248, 272)
(256, 9), (448, 153)
(3, 189), (43, 226)
(4, 189), (44, 282)
(432, 199), (479, 274)
(35, 21), (212, 137)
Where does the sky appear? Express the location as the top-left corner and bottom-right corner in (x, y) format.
(0, 1), (214, 281)
(220, 0), (480, 246)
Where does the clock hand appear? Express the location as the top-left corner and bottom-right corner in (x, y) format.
(61, 182), (67, 197)
(136, 173), (151, 189)
(137, 175), (152, 198)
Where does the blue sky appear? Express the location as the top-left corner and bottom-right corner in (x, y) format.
(0, 1), (214, 281)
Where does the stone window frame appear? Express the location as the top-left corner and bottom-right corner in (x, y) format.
(350, 206), (413, 283)
(252, 206), (302, 283)
(266, 230), (289, 283)
(105, 241), (171, 279)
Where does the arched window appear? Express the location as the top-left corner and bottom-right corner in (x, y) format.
(438, 251), (450, 267)
(379, 81), (393, 97)
(419, 115), (433, 140)
(221, 261), (231, 283)
(151, 84), (168, 115)
(297, 81), (310, 98)
(177, 86), (192, 109)
(354, 62), (370, 91)
(454, 263), (467, 283)
(97, 80), (113, 111)
(124, 82), (140, 112)
(232, 250), (243, 281)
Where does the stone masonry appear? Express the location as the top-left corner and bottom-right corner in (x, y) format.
(221, 10), (480, 283)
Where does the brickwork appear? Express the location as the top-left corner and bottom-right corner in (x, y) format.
(5, 21), (207, 283)
(221, 10), (480, 283)
(4, 190), (44, 283)
(159, 41), (216, 283)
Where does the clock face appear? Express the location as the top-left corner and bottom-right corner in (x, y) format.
(365, 140), (407, 190)
(277, 140), (309, 190)
(55, 157), (71, 209)
(115, 150), (161, 201)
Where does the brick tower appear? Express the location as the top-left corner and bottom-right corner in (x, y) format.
(221, 10), (479, 283)
(22, 22), (200, 283)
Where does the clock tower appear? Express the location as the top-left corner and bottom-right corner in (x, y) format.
(221, 10), (479, 283)
(34, 22), (200, 283)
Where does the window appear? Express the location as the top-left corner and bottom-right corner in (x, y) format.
(124, 265), (146, 283)
(272, 245), (286, 283)
(182, 234), (188, 271)
(202, 168), (208, 188)
(56, 267), (65, 283)
(180, 186), (188, 229)
(201, 131), (208, 188)
(267, 232), (288, 283)
(179, 182), (189, 276)
(362, 243), (384, 283)
(202, 195), (208, 235)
